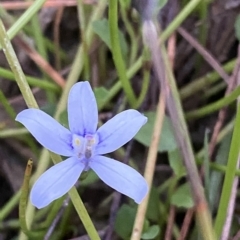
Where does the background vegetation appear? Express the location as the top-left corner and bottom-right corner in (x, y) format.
(0, 0), (240, 239)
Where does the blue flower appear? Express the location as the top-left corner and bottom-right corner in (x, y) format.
(16, 82), (148, 209)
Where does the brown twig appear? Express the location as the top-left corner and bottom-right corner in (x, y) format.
(139, 19), (215, 239)
(53, 6), (64, 71)
(232, 229), (240, 240)
(208, 45), (240, 157)
(1, 6), (64, 88)
(167, 32), (176, 69)
(14, 36), (66, 88)
(220, 158), (240, 240)
(178, 27), (229, 83)
(178, 208), (195, 240)
(164, 30), (177, 240)
(44, 196), (70, 240)
(0, 0), (96, 10)
(164, 206), (176, 240)
(220, 45), (240, 240)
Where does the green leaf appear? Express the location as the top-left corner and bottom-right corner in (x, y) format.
(171, 183), (194, 208)
(94, 87), (109, 108)
(235, 14), (240, 41)
(81, 170), (99, 187)
(59, 110), (69, 129)
(114, 204), (137, 240)
(141, 225), (160, 239)
(146, 187), (160, 222)
(157, 0), (168, 10)
(209, 133), (231, 212)
(134, 111), (177, 152)
(152, 0), (168, 17)
(40, 103), (56, 116)
(92, 19), (128, 56)
(168, 149), (186, 177)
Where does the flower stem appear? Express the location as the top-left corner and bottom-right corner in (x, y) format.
(108, 0), (137, 108)
(0, 20), (38, 109)
(68, 188), (101, 240)
(0, 19), (100, 240)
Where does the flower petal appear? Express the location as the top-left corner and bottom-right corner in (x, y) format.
(95, 110), (147, 155)
(68, 82), (98, 136)
(89, 156), (148, 203)
(16, 109), (73, 156)
(30, 157), (84, 208)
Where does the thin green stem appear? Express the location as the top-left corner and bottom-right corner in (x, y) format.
(108, 0), (137, 107)
(56, 0), (107, 118)
(194, 0), (208, 70)
(30, 14), (55, 101)
(0, 128), (28, 138)
(214, 104), (240, 238)
(203, 131), (210, 203)
(98, 0), (205, 110)
(202, 81), (226, 99)
(0, 89), (16, 120)
(98, 56), (143, 111)
(119, 0), (138, 65)
(0, 18), (100, 240)
(5, 0), (47, 44)
(30, 16), (47, 60)
(162, 46), (216, 239)
(180, 59), (235, 99)
(77, 0), (90, 80)
(136, 66), (150, 108)
(13, 2), (107, 239)
(185, 85), (240, 119)
(0, 20), (38, 108)
(37, 197), (65, 229)
(135, 49), (150, 108)
(19, 159), (33, 235)
(160, 0), (202, 42)
(0, 191), (21, 221)
(68, 188), (100, 240)
(0, 219), (19, 230)
(0, 67), (60, 92)
(196, 119), (234, 160)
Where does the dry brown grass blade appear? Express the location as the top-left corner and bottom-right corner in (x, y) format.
(164, 206), (176, 240)
(131, 92), (166, 240)
(164, 31), (177, 240)
(140, 20), (215, 239)
(177, 208), (194, 240)
(178, 27), (229, 83)
(0, 0), (91, 10)
(208, 45), (240, 157)
(14, 37), (66, 88)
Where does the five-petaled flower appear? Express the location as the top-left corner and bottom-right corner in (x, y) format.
(16, 82), (148, 209)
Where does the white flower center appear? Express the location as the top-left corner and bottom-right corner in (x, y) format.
(72, 134), (97, 159)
